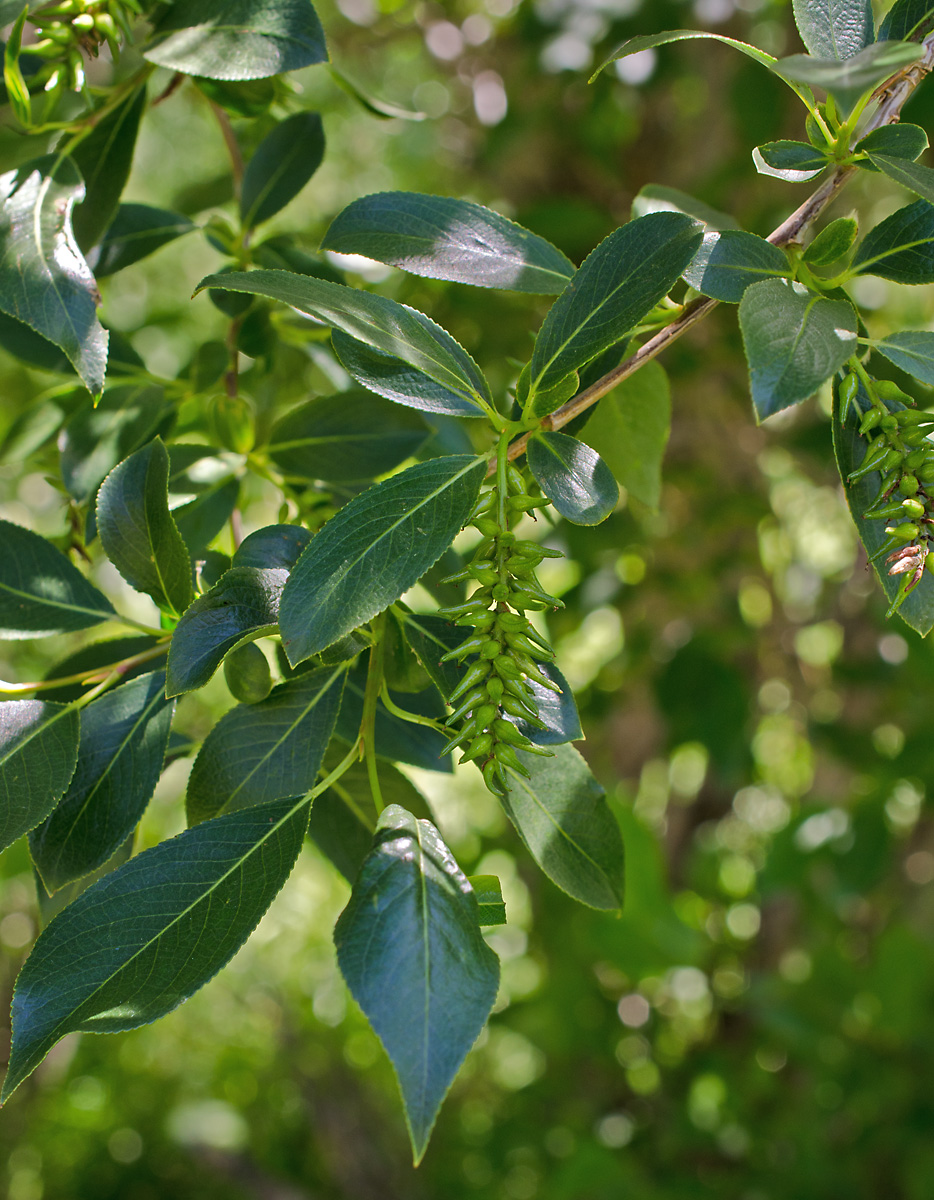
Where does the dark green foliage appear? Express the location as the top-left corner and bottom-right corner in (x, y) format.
(527, 431), (618, 525)
(682, 230), (791, 301)
(240, 112), (325, 229)
(853, 199), (934, 282)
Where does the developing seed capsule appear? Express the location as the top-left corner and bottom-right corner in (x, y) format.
(461, 733), (493, 763)
(875, 380), (914, 405)
(493, 655), (521, 679)
(848, 438), (895, 481)
(474, 517), (499, 538)
(905, 449), (928, 468)
(896, 409), (932, 425)
(480, 639), (501, 660)
(495, 611), (528, 633)
(468, 564), (499, 586)
(482, 758), (507, 796)
(493, 718), (529, 745)
(919, 463), (934, 484)
(485, 676), (505, 702)
(507, 495), (550, 512)
(902, 498), (926, 518)
(885, 522), (921, 542)
(899, 474), (921, 496)
(901, 426), (929, 447)
(881, 414), (899, 433)
(491, 582), (510, 601)
(492, 741), (530, 776)
(500, 692), (539, 719)
(839, 372), (859, 422)
(447, 688), (488, 725)
(506, 464), (525, 493)
(449, 660), (491, 702)
(865, 500), (909, 520)
(513, 540), (562, 558)
(472, 703), (498, 730)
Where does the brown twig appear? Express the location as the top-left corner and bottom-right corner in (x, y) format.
(497, 33), (934, 472)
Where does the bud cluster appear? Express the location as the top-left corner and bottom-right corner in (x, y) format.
(842, 372), (934, 615)
(438, 458), (563, 795)
(24, 0), (140, 89)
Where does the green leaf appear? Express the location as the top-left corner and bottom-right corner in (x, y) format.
(771, 42), (923, 117)
(322, 192), (575, 294)
(753, 141), (828, 182)
(581, 359), (671, 509)
(500, 744), (624, 910)
(166, 566), (286, 697)
(0, 700), (80, 854)
(240, 111), (325, 230)
(97, 438), (193, 615)
(193, 75), (276, 118)
(2, 794), (310, 1103)
(29, 673), (174, 893)
(396, 610), (464, 697)
(233, 524), (311, 570)
(856, 124), (928, 167)
(335, 660), (451, 773)
(0, 156), (108, 395)
(92, 204), (195, 278)
(803, 217), (859, 265)
(468, 875), (507, 926)
(279, 455), (485, 666)
(527, 431), (618, 525)
(868, 154), (934, 206)
(171, 476), (240, 560)
(327, 64), (426, 122)
(682, 230), (791, 301)
(196, 270), (492, 412)
(527, 213), (702, 412)
(879, 0), (934, 42)
(738, 279), (857, 420)
(268, 391), (429, 482)
(630, 183), (741, 231)
(592, 30), (777, 83)
(792, 0), (873, 59)
(331, 330), (491, 418)
(832, 381), (934, 635)
(186, 666), (345, 825)
(143, 0), (327, 81)
(874, 331), (934, 385)
(0, 519), (115, 638)
(71, 87), (146, 253)
(59, 384), (171, 505)
(309, 752), (433, 882)
(852, 198), (934, 283)
(334, 804), (499, 1163)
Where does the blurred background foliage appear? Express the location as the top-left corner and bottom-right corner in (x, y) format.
(4, 0), (934, 1197)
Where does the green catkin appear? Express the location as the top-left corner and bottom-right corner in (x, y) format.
(849, 380), (934, 615)
(437, 443), (563, 793)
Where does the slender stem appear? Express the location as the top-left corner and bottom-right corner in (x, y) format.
(311, 741), (363, 803)
(361, 614), (388, 813)
(496, 33), (934, 474)
(0, 640), (169, 696)
(211, 102), (244, 198)
(379, 683), (444, 731)
(107, 612), (168, 637)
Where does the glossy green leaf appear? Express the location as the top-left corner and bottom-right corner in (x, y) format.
(832, 382), (934, 635)
(0, 156), (108, 395)
(194, 75), (276, 118)
(527, 213), (702, 412)
(59, 384), (171, 505)
(582, 359), (671, 509)
(143, 0), (327, 81)
(630, 183), (741, 231)
(2, 795), (310, 1103)
(803, 217), (858, 265)
(593, 30), (776, 83)
(322, 192), (575, 294)
(527, 431), (618, 525)
(171, 476), (240, 560)
(852, 198), (934, 283)
(857, 124), (928, 167)
(753, 141), (828, 182)
(738, 279), (857, 420)
(771, 43), (922, 116)
(334, 805), (499, 1163)
(187, 666), (344, 825)
(682, 230), (791, 301)
(879, 0), (934, 42)
(196, 270), (491, 412)
(280, 455), (485, 666)
(268, 391), (428, 482)
(71, 87), (146, 253)
(331, 330), (488, 418)
(336, 660), (451, 772)
(29, 673), (174, 893)
(241, 112), (325, 229)
(0, 700), (80, 854)
(468, 875), (506, 926)
(868, 154), (934, 205)
(397, 610), (464, 697)
(166, 566), (286, 697)
(500, 744), (624, 910)
(327, 64), (426, 121)
(35, 832), (135, 929)
(0, 519), (115, 638)
(874, 331), (934, 384)
(97, 438), (192, 615)
(792, 0), (873, 59)
(92, 204), (195, 278)
(233, 524), (311, 570)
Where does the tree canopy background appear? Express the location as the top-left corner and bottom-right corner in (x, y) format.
(3, 1), (934, 1198)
